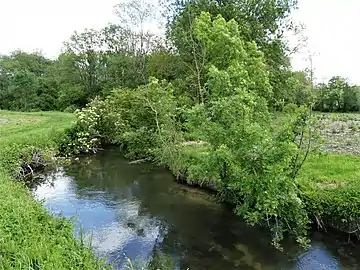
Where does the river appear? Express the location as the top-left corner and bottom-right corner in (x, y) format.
(32, 148), (360, 269)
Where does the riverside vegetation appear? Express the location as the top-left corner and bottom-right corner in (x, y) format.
(1, 0), (360, 268)
(0, 111), (111, 268)
(59, 13), (360, 250)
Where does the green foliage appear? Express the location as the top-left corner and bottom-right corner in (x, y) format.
(283, 103), (298, 113)
(63, 78), (180, 161)
(314, 76), (360, 112)
(59, 97), (119, 155)
(108, 79), (178, 160)
(0, 51), (59, 111)
(165, 0), (300, 106)
(183, 13), (311, 248)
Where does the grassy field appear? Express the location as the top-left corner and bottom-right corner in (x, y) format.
(0, 111), (75, 174)
(295, 112), (360, 234)
(0, 110), (108, 269)
(297, 112), (360, 186)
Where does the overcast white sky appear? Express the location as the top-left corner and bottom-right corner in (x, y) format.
(0, 0), (359, 84)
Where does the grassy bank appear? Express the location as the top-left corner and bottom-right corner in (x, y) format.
(290, 113), (360, 236)
(270, 111), (360, 236)
(0, 111), (74, 174)
(298, 153), (360, 236)
(0, 110), (107, 269)
(167, 112), (360, 239)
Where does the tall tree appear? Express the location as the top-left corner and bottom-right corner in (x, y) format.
(64, 29), (105, 104)
(0, 51), (58, 111)
(162, 0), (300, 106)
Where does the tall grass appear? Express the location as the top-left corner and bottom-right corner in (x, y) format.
(0, 110), (109, 269)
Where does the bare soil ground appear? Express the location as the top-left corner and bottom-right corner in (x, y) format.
(317, 113), (360, 155)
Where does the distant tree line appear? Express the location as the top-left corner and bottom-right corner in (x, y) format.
(0, 0), (358, 113)
(313, 76), (360, 112)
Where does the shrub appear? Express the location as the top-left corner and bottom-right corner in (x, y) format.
(59, 97), (120, 155)
(61, 78), (180, 160)
(283, 103), (298, 113)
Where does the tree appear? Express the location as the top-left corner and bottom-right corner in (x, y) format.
(64, 29), (105, 104)
(6, 70), (39, 111)
(313, 76), (359, 112)
(112, 0), (158, 84)
(163, 0), (300, 107)
(288, 70), (313, 106)
(114, 0), (156, 55)
(185, 12), (310, 248)
(0, 51), (58, 111)
(344, 85), (360, 112)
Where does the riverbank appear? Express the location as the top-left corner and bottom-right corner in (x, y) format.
(164, 142), (360, 238)
(0, 110), (107, 269)
(169, 112), (360, 240)
(31, 147), (360, 269)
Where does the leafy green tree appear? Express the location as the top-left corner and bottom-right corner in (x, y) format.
(51, 53), (86, 110)
(147, 50), (182, 82)
(326, 76), (347, 111)
(185, 12), (310, 248)
(163, 0), (300, 107)
(285, 70), (313, 106)
(0, 51), (58, 111)
(64, 29), (105, 103)
(6, 70), (39, 111)
(104, 0), (159, 90)
(314, 76), (358, 112)
(344, 85), (360, 112)
(0, 50), (52, 76)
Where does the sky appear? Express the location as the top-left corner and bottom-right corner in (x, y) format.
(0, 0), (359, 84)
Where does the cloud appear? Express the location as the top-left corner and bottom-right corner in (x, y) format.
(290, 0), (360, 84)
(0, 0), (119, 58)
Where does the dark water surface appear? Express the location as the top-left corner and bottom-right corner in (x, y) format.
(32, 148), (360, 269)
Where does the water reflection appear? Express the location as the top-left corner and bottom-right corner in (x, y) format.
(33, 148), (360, 269)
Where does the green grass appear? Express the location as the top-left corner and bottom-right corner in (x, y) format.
(0, 110), (108, 269)
(298, 153), (360, 232)
(299, 154), (360, 186)
(0, 110), (74, 174)
(0, 110), (74, 147)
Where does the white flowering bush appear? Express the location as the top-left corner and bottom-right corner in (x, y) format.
(59, 97), (121, 155)
(60, 78), (178, 158)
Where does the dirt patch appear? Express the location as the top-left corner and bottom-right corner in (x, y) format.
(0, 116), (40, 125)
(316, 113), (360, 156)
(315, 180), (346, 189)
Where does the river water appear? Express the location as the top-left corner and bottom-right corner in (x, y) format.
(32, 148), (360, 269)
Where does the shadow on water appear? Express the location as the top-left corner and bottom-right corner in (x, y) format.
(32, 148), (360, 270)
